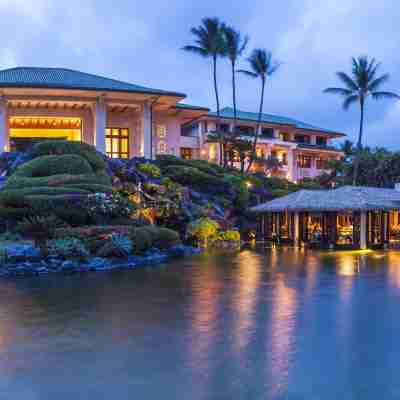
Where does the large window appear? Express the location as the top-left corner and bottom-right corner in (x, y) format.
(261, 128), (274, 138)
(316, 157), (329, 170)
(279, 132), (290, 141)
(181, 147), (193, 160)
(316, 136), (327, 147)
(297, 155), (312, 168)
(294, 134), (311, 144)
(106, 128), (129, 159)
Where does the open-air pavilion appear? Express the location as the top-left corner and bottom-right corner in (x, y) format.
(251, 186), (400, 250)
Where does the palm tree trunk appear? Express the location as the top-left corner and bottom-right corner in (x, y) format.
(246, 77), (265, 173)
(230, 61), (237, 168)
(352, 98), (365, 185)
(212, 54), (223, 166)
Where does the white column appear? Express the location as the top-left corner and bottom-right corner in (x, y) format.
(142, 103), (152, 159)
(94, 97), (106, 154)
(287, 149), (295, 182)
(0, 97), (8, 153)
(360, 211), (368, 250)
(294, 212), (300, 246)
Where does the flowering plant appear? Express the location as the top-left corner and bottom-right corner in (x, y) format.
(84, 192), (136, 222)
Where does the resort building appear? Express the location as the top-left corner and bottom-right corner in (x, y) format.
(181, 107), (345, 181)
(251, 186), (400, 250)
(0, 67), (344, 182)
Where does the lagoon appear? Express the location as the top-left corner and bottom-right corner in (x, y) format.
(0, 247), (400, 399)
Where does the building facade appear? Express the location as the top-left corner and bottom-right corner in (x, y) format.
(0, 67), (344, 182)
(181, 107), (345, 182)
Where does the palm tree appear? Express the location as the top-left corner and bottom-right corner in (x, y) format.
(222, 25), (248, 134)
(183, 18), (226, 165)
(238, 49), (280, 172)
(324, 56), (399, 184)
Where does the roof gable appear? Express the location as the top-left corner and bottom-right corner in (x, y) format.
(0, 67), (186, 97)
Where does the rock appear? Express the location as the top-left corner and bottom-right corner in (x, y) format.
(60, 260), (78, 272)
(86, 257), (109, 271)
(3, 244), (41, 262)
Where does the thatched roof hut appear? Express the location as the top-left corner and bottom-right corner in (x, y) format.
(250, 186), (400, 213)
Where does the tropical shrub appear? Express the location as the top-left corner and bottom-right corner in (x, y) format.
(83, 192), (136, 223)
(163, 166), (231, 195)
(129, 227), (153, 254)
(47, 238), (89, 260)
(15, 215), (66, 246)
(96, 233), (133, 258)
(187, 217), (220, 247)
(0, 231), (23, 242)
(32, 140), (107, 172)
(137, 162), (161, 178)
(217, 230), (241, 242)
(11, 154), (93, 178)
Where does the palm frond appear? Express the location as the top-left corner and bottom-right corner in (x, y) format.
(237, 69), (257, 78)
(368, 74), (390, 92)
(371, 91), (400, 100)
(342, 94), (359, 110)
(182, 45), (209, 57)
(336, 72), (358, 91)
(324, 87), (354, 96)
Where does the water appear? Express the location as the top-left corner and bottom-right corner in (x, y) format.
(1, 247), (400, 399)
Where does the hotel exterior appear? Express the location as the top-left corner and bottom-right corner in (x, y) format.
(0, 67), (344, 182)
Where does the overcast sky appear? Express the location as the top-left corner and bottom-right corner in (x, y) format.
(1, 0), (399, 148)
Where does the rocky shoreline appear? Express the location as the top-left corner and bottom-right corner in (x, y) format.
(0, 244), (201, 277)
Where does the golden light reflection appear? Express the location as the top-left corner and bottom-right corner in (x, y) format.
(233, 251), (262, 350)
(269, 274), (298, 395)
(387, 252), (400, 289)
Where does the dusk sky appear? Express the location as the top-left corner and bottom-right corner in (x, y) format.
(1, 0), (399, 148)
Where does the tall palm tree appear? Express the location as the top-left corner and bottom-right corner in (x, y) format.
(238, 49), (280, 173)
(222, 25), (248, 168)
(324, 56), (399, 184)
(183, 17), (226, 165)
(222, 25), (248, 134)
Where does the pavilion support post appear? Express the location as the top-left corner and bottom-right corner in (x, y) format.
(383, 211), (389, 248)
(294, 212), (300, 247)
(94, 97), (106, 154)
(0, 97), (9, 153)
(360, 211), (368, 250)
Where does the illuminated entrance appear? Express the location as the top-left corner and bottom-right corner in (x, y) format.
(9, 117), (82, 152)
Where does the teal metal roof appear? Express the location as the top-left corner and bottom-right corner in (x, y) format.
(174, 103), (210, 111)
(0, 67), (186, 97)
(208, 107), (345, 137)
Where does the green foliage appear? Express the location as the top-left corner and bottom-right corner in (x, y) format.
(16, 215), (66, 242)
(137, 162), (161, 178)
(140, 226), (180, 249)
(0, 231), (23, 242)
(47, 238), (89, 260)
(157, 155), (226, 175)
(96, 233), (133, 258)
(129, 227), (153, 254)
(163, 165), (230, 195)
(217, 230), (241, 242)
(187, 217), (220, 247)
(223, 174), (249, 208)
(12, 154), (93, 178)
(32, 140), (107, 172)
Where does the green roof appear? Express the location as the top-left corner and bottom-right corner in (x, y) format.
(174, 103), (210, 111)
(0, 67), (186, 97)
(208, 107), (345, 137)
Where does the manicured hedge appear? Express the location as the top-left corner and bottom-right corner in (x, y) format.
(32, 140), (107, 172)
(162, 165), (231, 195)
(12, 154), (93, 178)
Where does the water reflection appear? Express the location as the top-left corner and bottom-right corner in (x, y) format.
(1, 249), (400, 399)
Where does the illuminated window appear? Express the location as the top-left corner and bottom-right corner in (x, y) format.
(316, 157), (329, 169)
(158, 141), (167, 154)
(279, 132), (290, 141)
(156, 125), (167, 139)
(181, 147), (193, 160)
(106, 128), (129, 158)
(297, 155), (312, 168)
